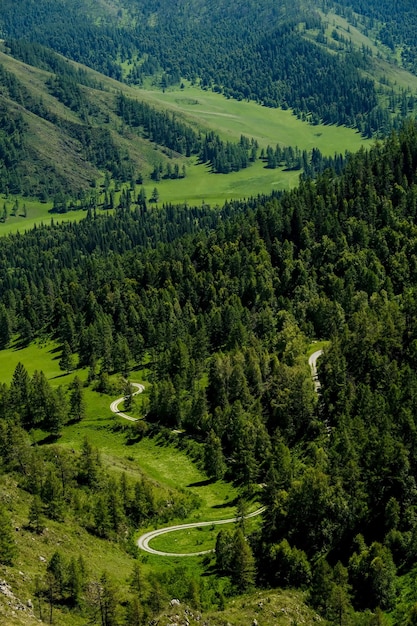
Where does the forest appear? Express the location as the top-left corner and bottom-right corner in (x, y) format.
(4, 0), (417, 623)
(2, 120), (417, 622)
(1, 0), (417, 136)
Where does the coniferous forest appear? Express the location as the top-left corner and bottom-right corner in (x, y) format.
(1, 119), (417, 622)
(3, 0), (417, 625)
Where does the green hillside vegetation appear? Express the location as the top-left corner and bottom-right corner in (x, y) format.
(5, 1), (417, 624)
(0, 41), (371, 230)
(1, 0), (417, 221)
(2, 0), (417, 134)
(3, 121), (417, 622)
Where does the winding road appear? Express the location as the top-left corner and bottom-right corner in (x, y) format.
(110, 349), (324, 556)
(137, 507), (266, 557)
(109, 382), (144, 421)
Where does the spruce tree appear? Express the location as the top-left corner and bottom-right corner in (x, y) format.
(230, 528), (256, 591)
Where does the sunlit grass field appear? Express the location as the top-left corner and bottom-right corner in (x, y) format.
(0, 81), (370, 234)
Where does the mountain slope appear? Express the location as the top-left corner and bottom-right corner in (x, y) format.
(1, 0), (415, 133)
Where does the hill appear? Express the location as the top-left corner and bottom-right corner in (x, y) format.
(2, 0), (417, 134)
(2, 120), (417, 623)
(0, 38), (369, 219)
(4, 2), (417, 624)
(0, 0), (417, 216)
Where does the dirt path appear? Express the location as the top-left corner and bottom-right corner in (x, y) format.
(308, 349), (323, 392)
(137, 507), (266, 557)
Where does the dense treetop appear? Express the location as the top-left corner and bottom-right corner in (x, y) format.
(3, 117), (417, 622)
(1, 0), (416, 133)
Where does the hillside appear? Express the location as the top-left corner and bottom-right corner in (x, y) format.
(2, 0), (417, 135)
(0, 0), (417, 212)
(0, 38), (371, 216)
(2, 120), (417, 623)
(5, 1), (417, 625)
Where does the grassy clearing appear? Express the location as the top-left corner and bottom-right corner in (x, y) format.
(0, 338), (73, 384)
(0, 197), (91, 236)
(140, 82), (367, 154)
(306, 340), (331, 358)
(148, 158), (300, 206)
(60, 413), (240, 522)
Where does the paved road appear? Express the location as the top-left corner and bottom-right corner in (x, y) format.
(137, 507), (266, 557)
(113, 350), (324, 557)
(308, 349), (323, 392)
(109, 382), (144, 421)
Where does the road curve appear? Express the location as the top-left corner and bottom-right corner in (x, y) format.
(308, 349), (323, 392)
(109, 382), (144, 422)
(137, 507), (266, 557)
(113, 351), (323, 557)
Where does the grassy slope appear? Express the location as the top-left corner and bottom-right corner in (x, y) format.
(0, 47), (371, 233)
(321, 8), (417, 92)
(0, 345), (318, 620)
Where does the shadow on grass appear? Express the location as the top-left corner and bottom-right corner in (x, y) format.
(36, 433), (61, 446)
(187, 478), (213, 488)
(51, 372), (71, 380)
(12, 339), (31, 351)
(212, 496), (239, 509)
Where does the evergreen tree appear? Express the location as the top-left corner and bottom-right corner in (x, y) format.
(28, 495), (45, 534)
(0, 304), (12, 349)
(100, 571), (119, 626)
(204, 430), (226, 480)
(230, 528), (256, 591)
(59, 341), (75, 373)
(69, 376), (86, 422)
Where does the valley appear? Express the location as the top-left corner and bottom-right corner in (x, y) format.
(2, 1), (417, 625)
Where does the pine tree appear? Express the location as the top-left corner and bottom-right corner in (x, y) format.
(123, 379), (134, 412)
(230, 528), (256, 591)
(100, 572), (119, 626)
(66, 556), (85, 607)
(204, 430), (226, 480)
(0, 304), (11, 349)
(69, 376), (86, 422)
(125, 597), (143, 626)
(47, 551), (66, 600)
(59, 341), (75, 373)
(129, 562), (143, 597)
(9, 362), (30, 424)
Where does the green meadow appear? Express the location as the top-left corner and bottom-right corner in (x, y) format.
(0, 339), (71, 384)
(146, 158), (301, 207)
(138, 83), (368, 205)
(139, 82), (367, 154)
(0, 197), (90, 236)
(0, 82), (370, 234)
